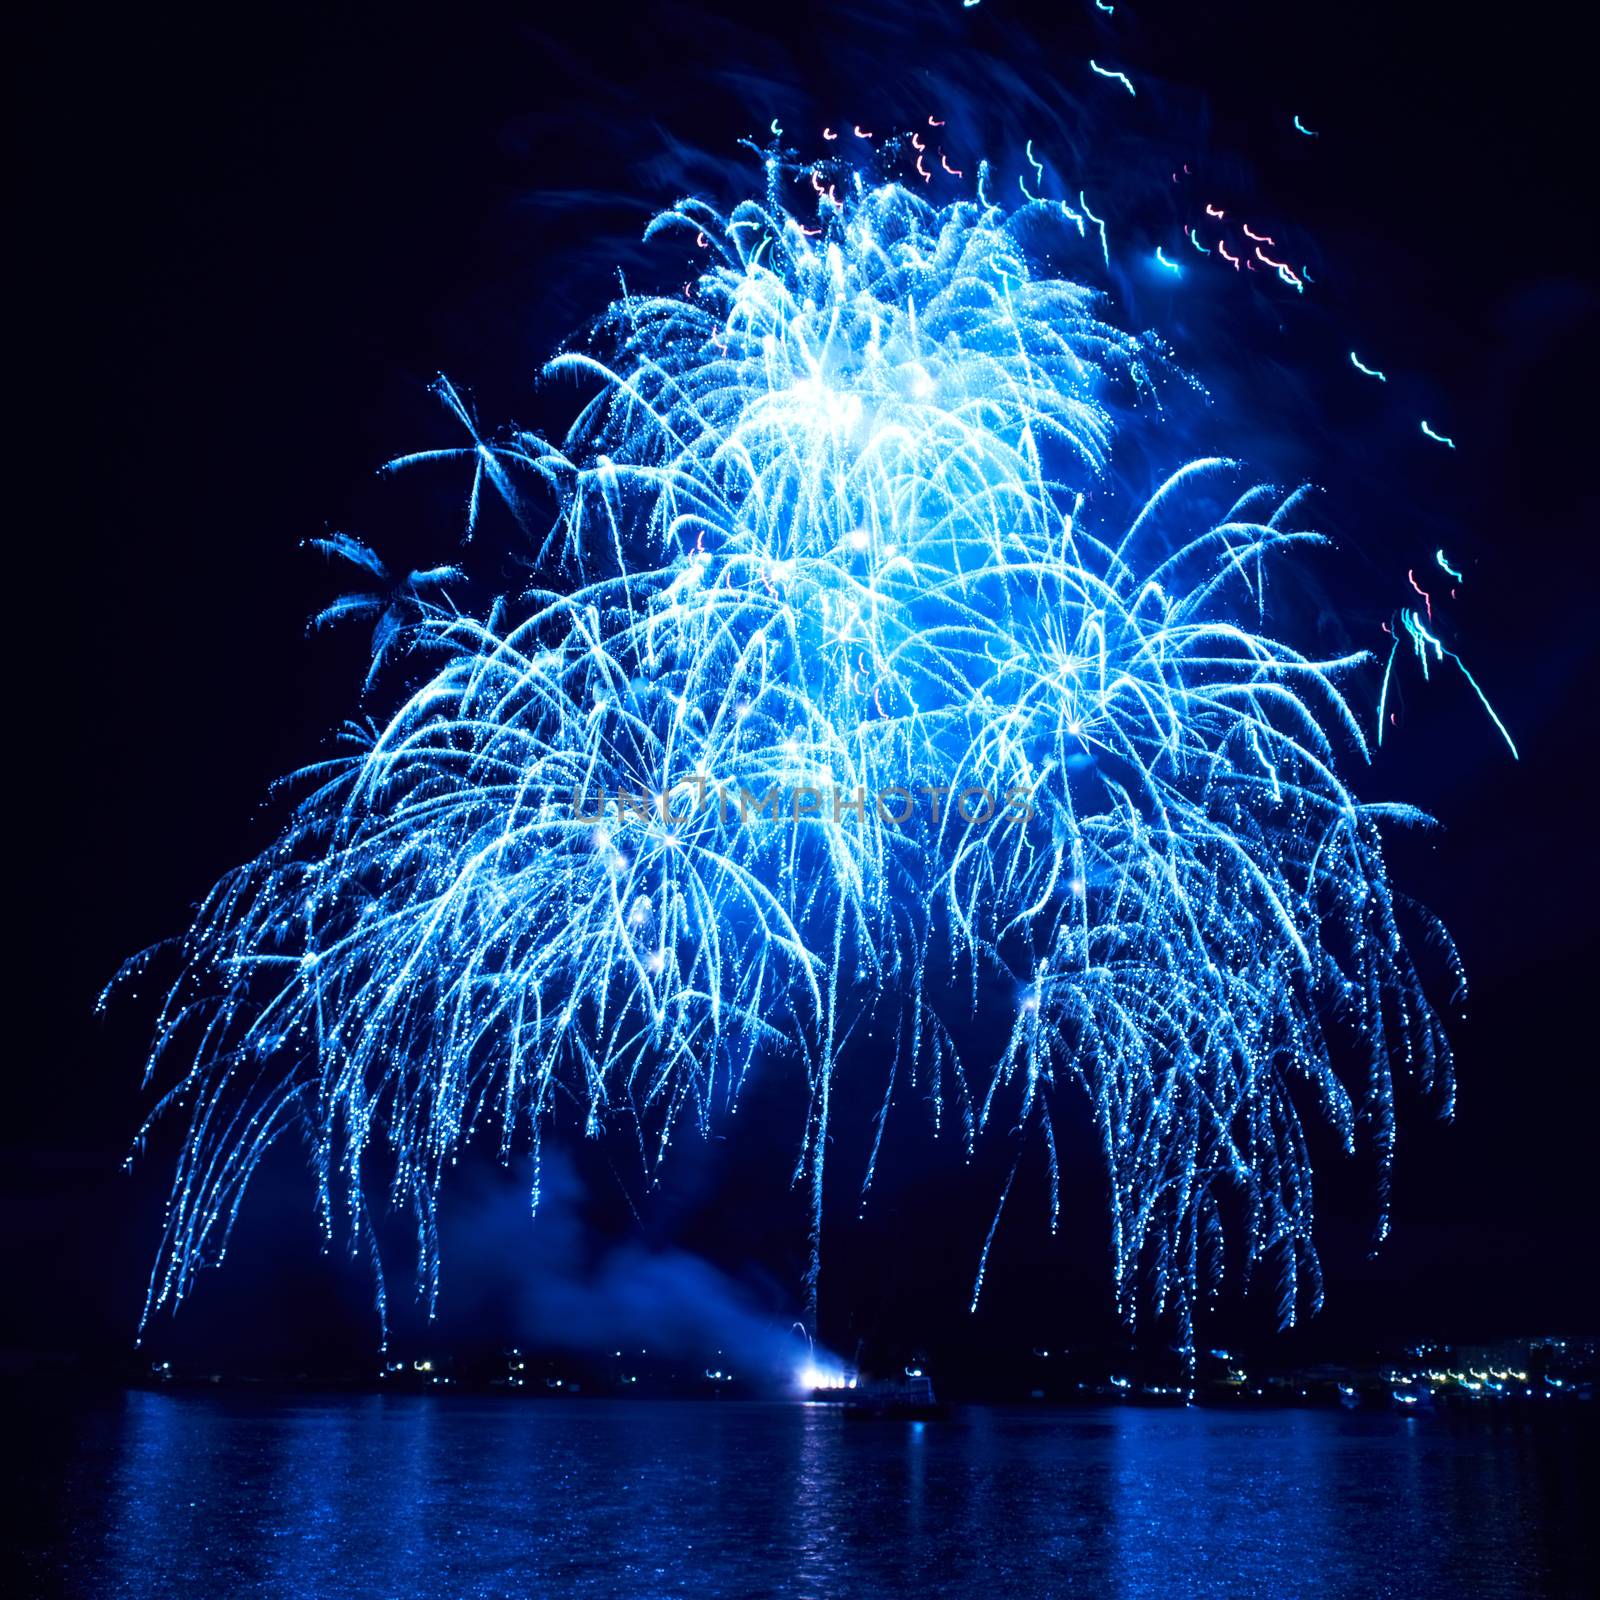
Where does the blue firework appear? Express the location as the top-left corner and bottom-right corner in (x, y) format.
(115, 175), (1461, 1355)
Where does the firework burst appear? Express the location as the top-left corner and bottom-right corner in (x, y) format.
(115, 174), (1461, 1355)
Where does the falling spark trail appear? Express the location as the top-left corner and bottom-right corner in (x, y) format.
(1400, 612), (1518, 758)
(1089, 60), (1136, 95)
(971, 1156), (1022, 1313)
(1254, 247), (1303, 290)
(1080, 192), (1110, 264)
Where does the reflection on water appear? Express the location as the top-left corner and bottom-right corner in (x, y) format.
(14, 1391), (1594, 1597)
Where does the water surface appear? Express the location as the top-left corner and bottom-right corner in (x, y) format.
(12, 1391), (1594, 1597)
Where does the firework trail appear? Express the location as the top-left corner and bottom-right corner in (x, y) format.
(114, 166), (1466, 1358)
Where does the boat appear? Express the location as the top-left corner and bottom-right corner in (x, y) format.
(838, 1368), (948, 1421)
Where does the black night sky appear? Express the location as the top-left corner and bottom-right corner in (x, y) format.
(11, 0), (1598, 1386)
